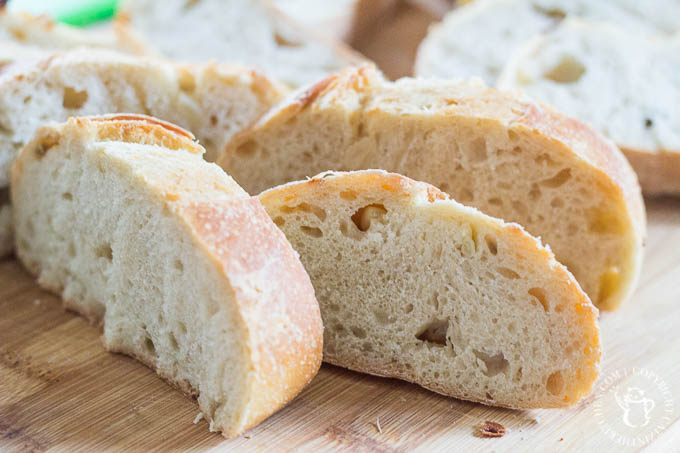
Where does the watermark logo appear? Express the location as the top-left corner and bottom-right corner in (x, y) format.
(593, 367), (674, 447)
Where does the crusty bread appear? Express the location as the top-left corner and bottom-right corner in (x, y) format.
(117, 0), (367, 88)
(0, 49), (286, 257)
(0, 9), (146, 55)
(218, 66), (646, 311)
(259, 170), (600, 408)
(11, 115), (323, 437)
(415, 0), (680, 85)
(274, 0), (396, 43)
(498, 20), (680, 195)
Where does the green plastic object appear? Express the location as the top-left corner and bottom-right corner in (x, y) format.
(8, 0), (119, 26)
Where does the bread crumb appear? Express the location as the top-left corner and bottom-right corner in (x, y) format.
(478, 421), (507, 438)
(193, 412), (204, 424)
(375, 417), (383, 434)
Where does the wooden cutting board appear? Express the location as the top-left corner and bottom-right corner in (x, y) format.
(1, 197), (679, 453)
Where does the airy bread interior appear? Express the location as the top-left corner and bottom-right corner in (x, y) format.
(415, 0), (680, 84)
(259, 170), (600, 408)
(11, 116), (322, 437)
(498, 19), (680, 195)
(219, 67), (644, 311)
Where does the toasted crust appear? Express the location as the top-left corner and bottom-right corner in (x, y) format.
(12, 115), (322, 437)
(622, 147), (680, 196)
(219, 66), (645, 311)
(259, 170), (601, 408)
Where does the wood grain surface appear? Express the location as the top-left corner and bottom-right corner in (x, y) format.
(1, 197), (679, 453)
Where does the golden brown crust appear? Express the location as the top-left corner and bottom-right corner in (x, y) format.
(184, 197), (322, 434)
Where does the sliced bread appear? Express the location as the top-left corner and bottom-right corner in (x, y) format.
(11, 114), (323, 437)
(218, 66), (646, 311)
(0, 49), (286, 256)
(415, 0), (680, 85)
(259, 170), (601, 408)
(498, 19), (680, 195)
(117, 0), (367, 88)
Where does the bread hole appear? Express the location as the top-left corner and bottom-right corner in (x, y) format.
(339, 219), (363, 240)
(529, 183), (541, 201)
(178, 322), (187, 334)
(373, 309), (394, 325)
(588, 207), (625, 235)
(174, 259), (184, 273)
(546, 370), (564, 395)
(415, 319), (448, 347)
(512, 200), (529, 218)
(485, 392), (494, 401)
(144, 336), (156, 356)
(541, 168), (571, 188)
(473, 350), (509, 377)
(61, 192), (73, 200)
(514, 367), (523, 382)
(351, 204), (387, 232)
(430, 291), (440, 311)
(508, 130), (519, 142)
(456, 187), (473, 203)
(23, 95), (31, 104)
(497, 267), (520, 279)
(469, 137), (487, 163)
(508, 322), (516, 334)
(271, 216), (285, 228)
(281, 202), (326, 221)
(360, 341), (374, 352)
(404, 303), (414, 314)
(550, 197), (564, 208)
(95, 243), (113, 261)
(339, 190), (357, 201)
(328, 303), (340, 312)
(535, 153), (556, 166)
(484, 235), (498, 255)
(210, 115), (218, 126)
(544, 56), (585, 84)
(300, 225), (323, 238)
(183, 0), (200, 9)
(351, 326), (367, 339)
(274, 32), (303, 47)
(532, 5), (566, 20)
(169, 332), (179, 350)
(529, 287), (549, 312)
(432, 243), (443, 261)
(62, 86), (88, 109)
(34, 133), (61, 158)
(67, 242), (76, 258)
(235, 140), (257, 158)
(488, 198), (502, 207)
(178, 69), (196, 92)
(598, 267), (621, 306)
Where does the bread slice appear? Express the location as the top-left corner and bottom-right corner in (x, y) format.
(11, 114), (323, 437)
(116, 0), (367, 88)
(259, 170), (600, 408)
(0, 9), (146, 55)
(218, 66), (645, 311)
(498, 20), (680, 195)
(415, 0), (680, 85)
(273, 0), (396, 43)
(0, 49), (286, 257)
